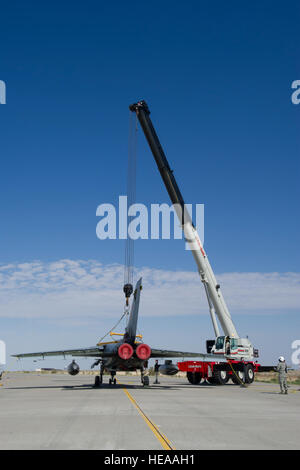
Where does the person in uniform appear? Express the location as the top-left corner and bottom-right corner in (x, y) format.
(154, 360), (160, 384)
(276, 356), (288, 394)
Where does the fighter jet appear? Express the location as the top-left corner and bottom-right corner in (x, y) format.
(12, 278), (204, 387)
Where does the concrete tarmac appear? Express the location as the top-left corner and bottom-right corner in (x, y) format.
(0, 372), (299, 450)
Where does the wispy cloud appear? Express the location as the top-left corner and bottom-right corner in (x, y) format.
(0, 260), (299, 320)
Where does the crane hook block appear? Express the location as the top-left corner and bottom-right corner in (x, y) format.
(123, 283), (133, 305)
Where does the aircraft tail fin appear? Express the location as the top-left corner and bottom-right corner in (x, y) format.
(124, 278), (142, 344)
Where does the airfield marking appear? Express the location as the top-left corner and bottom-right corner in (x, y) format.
(117, 380), (175, 450)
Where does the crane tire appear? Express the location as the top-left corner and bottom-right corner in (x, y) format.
(245, 364), (254, 383)
(206, 377), (216, 384)
(231, 370), (245, 384)
(231, 374), (239, 384)
(187, 372), (202, 385)
(213, 370), (229, 385)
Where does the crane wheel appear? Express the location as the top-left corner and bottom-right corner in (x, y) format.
(231, 374), (239, 384)
(213, 370), (229, 385)
(244, 364), (254, 383)
(206, 377), (216, 384)
(231, 370), (245, 384)
(187, 372), (202, 385)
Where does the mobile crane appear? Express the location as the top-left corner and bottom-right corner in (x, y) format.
(130, 100), (266, 385)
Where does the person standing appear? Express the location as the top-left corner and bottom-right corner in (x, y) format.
(154, 360), (160, 384)
(276, 356), (288, 394)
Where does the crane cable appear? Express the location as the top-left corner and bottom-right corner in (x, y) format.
(123, 111), (138, 309)
(97, 311), (128, 345)
(97, 114), (138, 345)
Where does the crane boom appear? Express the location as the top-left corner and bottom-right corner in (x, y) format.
(130, 100), (256, 360)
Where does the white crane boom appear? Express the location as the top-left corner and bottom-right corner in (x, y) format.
(130, 100), (257, 361)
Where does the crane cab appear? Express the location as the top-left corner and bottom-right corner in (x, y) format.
(211, 336), (235, 355)
(210, 335), (258, 360)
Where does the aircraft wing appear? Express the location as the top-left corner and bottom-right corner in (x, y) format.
(150, 349), (221, 360)
(12, 346), (104, 359)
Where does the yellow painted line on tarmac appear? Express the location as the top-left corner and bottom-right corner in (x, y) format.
(117, 380), (175, 450)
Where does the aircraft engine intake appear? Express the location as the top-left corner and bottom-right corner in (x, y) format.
(118, 343), (134, 360)
(67, 360), (80, 376)
(136, 343), (151, 360)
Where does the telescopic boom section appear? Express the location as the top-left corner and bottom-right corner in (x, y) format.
(129, 100), (238, 339)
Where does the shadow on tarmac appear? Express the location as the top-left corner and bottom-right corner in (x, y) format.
(4, 381), (218, 391)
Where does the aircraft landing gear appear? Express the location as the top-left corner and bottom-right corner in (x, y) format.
(109, 371), (116, 386)
(94, 375), (101, 387)
(94, 361), (104, 388)
(140, 367), (150, 387)
(142, 376), (149, 386)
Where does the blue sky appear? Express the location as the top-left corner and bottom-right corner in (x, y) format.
(0, 1), (299, 370)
